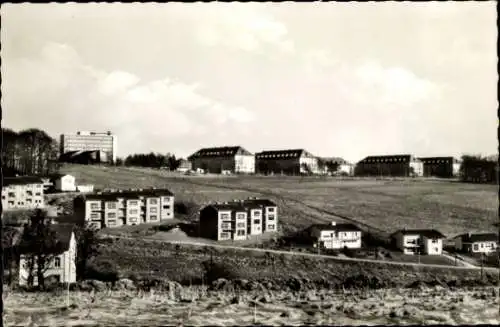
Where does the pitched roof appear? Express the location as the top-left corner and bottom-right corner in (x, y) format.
(418, 157), (460, 164)
(3, 176), (44, 186)
(188, 146), (252, 159)
(242, 198), (277, 207)
(457, 233), (498, 243)
(202, 198), (277, 211)
(309, 223), (362, 232)
(18, 223), (75, 255)
(83, 188), (174, 201)
(255, 149), (315, 159)
(320, 157), (350, 165)
(358, 154), (419, 164)
(392, 229), (446, 239)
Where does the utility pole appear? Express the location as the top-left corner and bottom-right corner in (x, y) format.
(480, 253), (484, 280)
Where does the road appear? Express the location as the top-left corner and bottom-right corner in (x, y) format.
(101, 234), (499, 273)
(441, 251), (477, 268)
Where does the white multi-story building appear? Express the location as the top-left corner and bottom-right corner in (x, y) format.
(18, 223), (77, 286)
(74, 188), (174, 229)
(2, 177), (45, 211)
(307, 221), (362, 249)
(60, 131), (117, 163)
(390, 229), (446, 255)
(255, 149), (319, 175)
(188, 146), (255, 174)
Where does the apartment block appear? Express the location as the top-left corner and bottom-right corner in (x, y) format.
(74, 188), (174, 229)
(2, 177), (45, 211)
(188, 146), (255, 174)
(355, 154), (424, 177)
(255, 149), (319, 175)
(199, 198), (278, 241)
(60, 131), (117, 163)
(419, 157), (462, 178)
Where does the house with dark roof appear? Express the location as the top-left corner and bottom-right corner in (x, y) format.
(17, 223), (77, 286)
(390, 229), (446, 255)
(2, 176), (45, 211)
(305, 221), (363, 249)
(199, 198), (279, 241)
(74, 188), (175, 229)
(255, 149), (319, 175)
(188, 146), (255, 174)
(354, 154), (423, 177)
(453, 233), (498, 254)
(418, 157), (462, 178)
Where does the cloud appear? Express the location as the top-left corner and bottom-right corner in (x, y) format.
(2, 42), (256, 154)
(194, 3), (294, 54)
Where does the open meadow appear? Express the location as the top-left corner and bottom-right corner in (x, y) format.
(4, 286), (499, 326)
(61, 164), (498, 237)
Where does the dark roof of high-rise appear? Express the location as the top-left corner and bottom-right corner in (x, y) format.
(418, 157), (461, 163)
(255, 149), (315, 159)
(3, 176), (44, 186)
(188, 146), (252, 159)
(358, 154), (419, 164)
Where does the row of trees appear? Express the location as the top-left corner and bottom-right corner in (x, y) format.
(116, 152), (182, 170)
(459, 155), (498, 184)
(2, 128), (60, 176)
(317, 158), (341, 174)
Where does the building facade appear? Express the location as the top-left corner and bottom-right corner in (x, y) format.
(50, 174), (77, 192)
(454, 233), (498, 254)
(60, 131), (117, 163)
(18, 224), (77, 286)
(255, 149), (319, 175)
(176, 159), (192, 173)
(188, 146), (255, 174)
(74, 188), (175, 229)
(391, 229), (445, 255)
(199, 198), (278, 241)
(2, 177), (45, 211)
(307, 222), (362, 249)
(355, 155), (424, 177)
(419, 157), (462, 178)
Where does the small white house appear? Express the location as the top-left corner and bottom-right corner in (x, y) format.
(454, 233), (498, 254)
(50, 174), (77, 192)
(391, 229), (446, 255)
(308, 222), (362, 249)
(18, 223), (77, 286)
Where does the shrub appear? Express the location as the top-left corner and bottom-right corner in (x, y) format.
(202, 260), (240, 283)
(342, 247), (356, 258)
(174, 201), (198, 216)
(85, 259), (119, 283)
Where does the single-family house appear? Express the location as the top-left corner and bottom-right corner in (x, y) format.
(306, 222), (362, 249)
(453, 233), (498, 254)
(49, 174), (77, 192)
(390, 229), (446, 255)
(17, 223), (77, 286)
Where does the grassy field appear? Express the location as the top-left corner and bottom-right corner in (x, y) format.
(4, 287), (499, 326)
(61, 164), (498, 238)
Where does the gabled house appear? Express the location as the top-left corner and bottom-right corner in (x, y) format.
(17, 223), (77, 286)
(188, 146), (255, 174)
(419, 157), (462, 178)
(306, 222), (362, 249)
(355, 154), (424, 177)
(390, 229), (446, 255)
(255, 149), (319, 175)
(48, 173), (77, 192)
(453, 233), (498, 254)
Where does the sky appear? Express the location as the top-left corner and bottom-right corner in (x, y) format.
(1, 2), (497, 162)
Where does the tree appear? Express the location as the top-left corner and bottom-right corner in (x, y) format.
(74, 223), (101, 280)
(325, 161), (340, 174)
(460, 155), (498, 184)
(19, 209), (59, 289)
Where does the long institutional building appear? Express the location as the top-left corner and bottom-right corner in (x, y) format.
(74, 188), (174, 229)
(60, 131), (117, 164)
(354, 154), (424, 177)
(418, 157), (461, 178)
(199, 198), (278, 241)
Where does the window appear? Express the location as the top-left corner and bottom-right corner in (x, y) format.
(149, 198), (158, 205)
(150, 207), (158, 213)
(253, 211), (261, 217)
(129, 200), (138, 206)
(108, 212), (116, 218)
(129, 209), (138, 215)
(236, 222), (245, 228)
(150, 215), (158, 221)
(236, 213), (246, 220)
(163, 205), (171, 210)
(35, 192), (41, 196)
(473, 244), (479, 251)
(163, 197), (171, 202)
(237, 230), (245, 236)
(129, 218), (137, 222)
(220, 213), (230, 220)
(1, 196), (5, 200)
(26, 199), (32, 203)
(107, 202), (116, 209)
(267, 215), (275, 220)
(268, 208), (275, 213)
(220, 232), (230, 239)
(107, 220), (116, 226)
(90, 213), (99, 219)
(253, 219), (260, 225)
(8, 192), (15, 197)
(8, 201), (14, 206)
(267, 225), (275, 231)
(221, 223), (230, 230)
(53, 257), (61, 268)
(90, 203), (99, 210)
(27, 191), (33, 196)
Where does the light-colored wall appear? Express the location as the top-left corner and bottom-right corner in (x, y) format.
(19, 232), (77, 286)
(249, 209), (263, 235)
(76, 185), (94, 193)
(397, 234), (421, 254)
(422, 236), (443, 255)
(2, 183), (45, 211)
(470, 241), (498, 253)
(234, 155), (255, 173)
(452, 163), (461, 176)
(234, 211), (248, 240)
(218, 210), (232, 241)
(61, 133), (116, 163)
(55, 175), (76, 192)
(317, 229), (362, 249)
(410, 161), (424, 177)
(339, 164), (354, 175)
(264, 206), (278, 232)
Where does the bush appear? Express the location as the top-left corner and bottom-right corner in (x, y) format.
(202, 260), (240, 283)
(342, 247), (356, 258)
(85, 259), (119, 283)
(174, 201), (198, 216)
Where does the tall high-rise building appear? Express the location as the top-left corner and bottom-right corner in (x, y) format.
(60, 131), (117, 163)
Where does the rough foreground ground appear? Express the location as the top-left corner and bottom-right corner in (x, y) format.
(4, 287), (499, 326)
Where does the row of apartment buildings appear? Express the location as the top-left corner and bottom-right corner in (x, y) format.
(186, 146), (462, 178)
